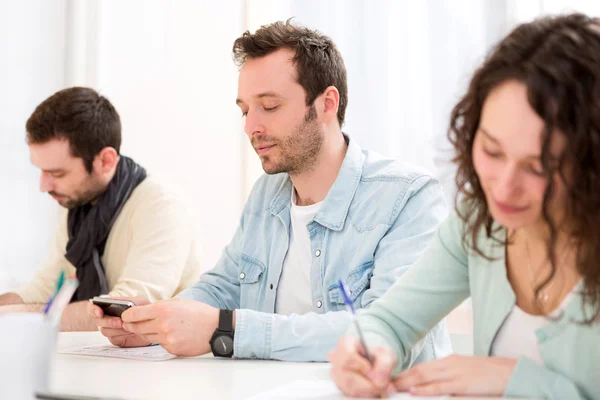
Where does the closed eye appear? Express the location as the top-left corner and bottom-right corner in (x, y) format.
(525, 165), (544, 176)
(482, 147), (502, 158)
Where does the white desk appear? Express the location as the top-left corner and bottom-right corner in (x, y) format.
(49, 332), (515, 400)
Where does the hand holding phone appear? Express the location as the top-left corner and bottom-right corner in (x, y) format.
(91, 297), (135, 318)
(90, 296), (152, 348)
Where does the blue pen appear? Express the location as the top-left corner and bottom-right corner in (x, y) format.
(43, 270), (66, 314)
(338, 279), (374, 364)
(46, 277), (79, 325)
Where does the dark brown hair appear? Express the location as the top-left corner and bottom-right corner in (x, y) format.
(449, 14), (600, 324)
(232, 19), (348, 127)
(26, 87), (121, 173)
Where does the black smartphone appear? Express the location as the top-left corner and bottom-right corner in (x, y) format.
(91, 297), (135, 317)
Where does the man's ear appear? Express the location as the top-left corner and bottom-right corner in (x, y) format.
(320, 86), (340, 124)
(94, 147), (119, 176)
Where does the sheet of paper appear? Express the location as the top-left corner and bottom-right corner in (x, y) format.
(246, 380), (450, 400)
(390, 394), (449, 399)
(246, 380), (341, 399)
(59, 344), (177, 361)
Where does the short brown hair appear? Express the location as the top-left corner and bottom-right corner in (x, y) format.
(26, 87), (121, 173)
(233, 19), (348, 127)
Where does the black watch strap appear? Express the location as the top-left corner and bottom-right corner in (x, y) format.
(218, 309), (233, 332)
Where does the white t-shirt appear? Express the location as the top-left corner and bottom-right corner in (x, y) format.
(491, 292), (574, 364)
(275, 190), (323, 316)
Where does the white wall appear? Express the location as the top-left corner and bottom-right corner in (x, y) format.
(0, 0), (67, 292)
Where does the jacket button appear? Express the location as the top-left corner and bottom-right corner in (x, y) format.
(239, 273), (246, 280)
(270, 283), (274, 290)
(316, 300), (323, 308)
(315, 250), (321, 257)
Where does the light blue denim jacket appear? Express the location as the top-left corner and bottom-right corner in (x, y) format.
(178, 136), (452, 362)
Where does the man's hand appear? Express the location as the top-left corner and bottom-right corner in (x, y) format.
(121, 298), (221, 357)
(88, 296), (152, 347)
(1, 299), (96, 331)
(0, 292), (24, 306)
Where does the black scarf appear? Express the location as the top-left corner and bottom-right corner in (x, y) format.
(65, 156), (147, 302)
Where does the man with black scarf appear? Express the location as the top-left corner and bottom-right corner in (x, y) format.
(0, 87), (202, 331)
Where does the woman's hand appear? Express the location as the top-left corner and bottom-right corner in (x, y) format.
(393, 355), (516, 396)
(328, 336), (397, 398)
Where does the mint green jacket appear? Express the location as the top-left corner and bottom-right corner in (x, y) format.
(356, 209), (599, 399)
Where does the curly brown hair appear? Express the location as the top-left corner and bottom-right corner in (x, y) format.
(449, 13), (600, 324)
(232, 19), (348, 127)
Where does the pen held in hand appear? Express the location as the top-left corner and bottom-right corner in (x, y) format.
(338, 279), (387, 398)
(338, 280), (374, 363)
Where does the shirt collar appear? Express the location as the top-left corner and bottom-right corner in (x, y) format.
(269, 134), (364, 232)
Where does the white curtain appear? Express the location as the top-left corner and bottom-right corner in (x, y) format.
(0, 1), (245, 291)
(85, 0), (245, 271)
(0, 1), (66, 291)
(243, 0), (509, 205)
(508, 0), (600, 26)
(2, 0), (598, 293)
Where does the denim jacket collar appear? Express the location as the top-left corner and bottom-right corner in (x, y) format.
(269, 134), (364, 232)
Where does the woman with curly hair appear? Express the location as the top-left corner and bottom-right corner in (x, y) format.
(329, 13), (600, 399)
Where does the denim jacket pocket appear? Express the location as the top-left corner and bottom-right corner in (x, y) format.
(328, 261), (374, 310)
(239, 254), (266, 308)
(239, 254), (266, 283)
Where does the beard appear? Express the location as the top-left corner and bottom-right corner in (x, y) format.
(252, 105), (324, 175)
(49, 175), (106, 209)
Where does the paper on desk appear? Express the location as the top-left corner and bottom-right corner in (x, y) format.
(59, 344), (177, 361)
(246, 380), (449, 399)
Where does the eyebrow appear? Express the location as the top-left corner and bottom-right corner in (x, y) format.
(236, 92), (282, 106)
(43, 168), (66, 173)
(478, 127), (541, 160)
(478, 127), (499, 143)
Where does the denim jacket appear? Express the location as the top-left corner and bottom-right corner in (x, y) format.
(178, 135), (452, 362)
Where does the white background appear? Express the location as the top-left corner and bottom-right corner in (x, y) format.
(1, 0), (597, 302)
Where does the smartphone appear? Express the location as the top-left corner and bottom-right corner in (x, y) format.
(91, 297), (135, 318)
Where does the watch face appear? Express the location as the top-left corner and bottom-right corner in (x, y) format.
(214, 335), (233, 356)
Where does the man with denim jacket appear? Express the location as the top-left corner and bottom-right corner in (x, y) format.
(90, 20), (452, 363)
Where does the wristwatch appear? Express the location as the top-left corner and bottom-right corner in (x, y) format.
(210, 309), (235, 358)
